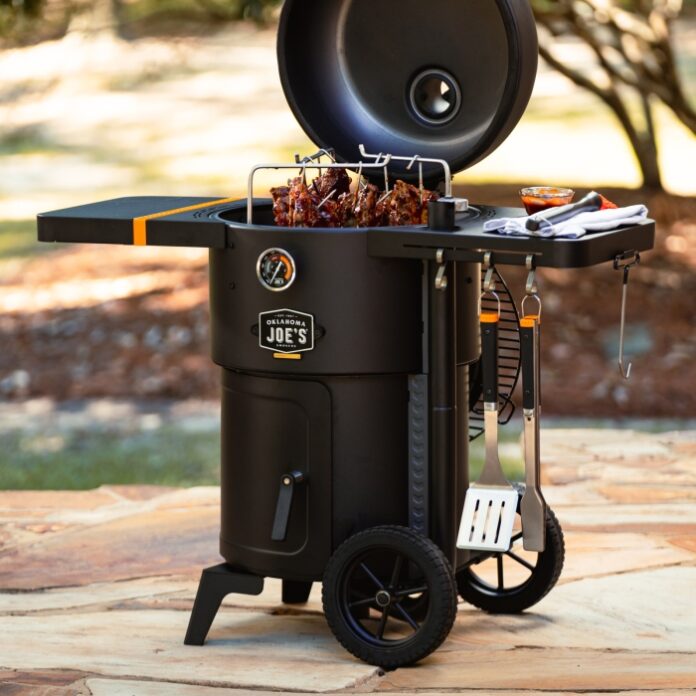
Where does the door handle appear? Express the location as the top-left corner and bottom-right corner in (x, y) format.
(271, 471), (306, 542)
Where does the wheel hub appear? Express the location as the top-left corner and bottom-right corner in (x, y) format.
(375, 590), (392, 607)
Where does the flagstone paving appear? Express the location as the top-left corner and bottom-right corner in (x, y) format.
(0, 428), (695, 694)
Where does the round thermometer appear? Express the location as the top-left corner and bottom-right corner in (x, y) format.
(256, 248), (296, 292)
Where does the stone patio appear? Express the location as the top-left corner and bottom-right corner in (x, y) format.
(1, 427), (695, 695)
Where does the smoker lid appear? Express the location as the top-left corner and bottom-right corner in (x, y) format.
(277, 0), (538, 187)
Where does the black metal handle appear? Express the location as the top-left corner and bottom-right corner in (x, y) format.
(520, 323), (535, 410)
(480, 316), (499, 404)
(526, 191), (603, 231)
(271, 471), (305, 542)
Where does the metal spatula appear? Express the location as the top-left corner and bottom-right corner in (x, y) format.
(457, 307), (518, 553)
(520, 309), (547, 552)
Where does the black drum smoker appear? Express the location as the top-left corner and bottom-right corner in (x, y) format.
(37, 0), (655, 668)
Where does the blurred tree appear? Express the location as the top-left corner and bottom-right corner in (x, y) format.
(0, 0), (43, 37)
(0, 0), (281, 43)
(533, 0), (695, 190)
(3, 0), (692, 192)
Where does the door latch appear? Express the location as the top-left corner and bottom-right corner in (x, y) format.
(271, 470), (306, 542)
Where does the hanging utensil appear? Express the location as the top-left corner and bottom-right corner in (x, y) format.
(519, 291), (546, 552)
(613, 250), (640, 379)
(457, 277), (518, 553)
(525, 191), (602, 232)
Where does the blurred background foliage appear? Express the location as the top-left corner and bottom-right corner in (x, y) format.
(1, 0), (694, 190)
(0, 0), (694, 489)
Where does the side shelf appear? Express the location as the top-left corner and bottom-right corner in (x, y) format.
(367, 206), (656, 268)
(37, 196), (247, 249)
(38, 197), (656, 269)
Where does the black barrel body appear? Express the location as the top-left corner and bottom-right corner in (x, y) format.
(210, 205), (422, 376)
(212, 203), (429, 580)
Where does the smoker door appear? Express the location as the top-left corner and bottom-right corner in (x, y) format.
(220, 371), (332, 581)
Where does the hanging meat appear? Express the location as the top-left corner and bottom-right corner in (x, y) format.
(312, 168), (351, 202)
(385, 180), (421, 226)
(270, 186), (291, 226)
(270, 167), (439, 228)
(289, 177), (321, 228)
(354, 183), (381, 227)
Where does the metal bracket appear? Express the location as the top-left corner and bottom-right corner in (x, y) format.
(478, 251), (501, 317)
(434, 248), (448, 291)
(613, 250), (641, 380)
(521, 254), (542, 319)
(525, 254), (538, 295)
(482, 251), (496, 293)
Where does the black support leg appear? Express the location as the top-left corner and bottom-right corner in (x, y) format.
(184, 564), (264, 646)
(428, 260), (457, 566)
(281, 580), (313, 604)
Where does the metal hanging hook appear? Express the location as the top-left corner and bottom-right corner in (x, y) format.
(434, 248), (448, 291)
(525, 254), (538, 296)
(521, 254), (542, 320)
(521, 293), (542, 321)
(482, 251), (496, 293)
(479, 252), (501, 316)
(419, 162), (424, 204)
(613, 251), (641, 380)
(405, 154), (425, 204)
(353, 162), (364, 205)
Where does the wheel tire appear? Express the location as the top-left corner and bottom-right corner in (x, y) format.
(322, 525), (457, 668)
(457, 507), (565, 614)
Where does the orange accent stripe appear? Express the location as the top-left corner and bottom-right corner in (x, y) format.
(520, 315), (541, 328)
(132, 197), (237, 246)
(480, 312), (500, 324)
(273, 353), (302, 360)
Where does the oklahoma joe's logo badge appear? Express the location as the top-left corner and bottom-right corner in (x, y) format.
(259, 309), (315, 354)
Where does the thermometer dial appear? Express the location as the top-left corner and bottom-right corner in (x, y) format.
(256, 248), (296, 292)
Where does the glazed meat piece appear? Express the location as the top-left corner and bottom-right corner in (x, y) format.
(386, 180), (422, 226)
(288, 177), (320, 228)
(270, 186), (291, 226)
(375, 192), (391, 227)
(313, 167), (352, 202)
(317, 198), (341, 227)
(354, 183), (382, 227)
(336, 191), (358, 227)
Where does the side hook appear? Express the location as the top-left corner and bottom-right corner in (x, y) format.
(613, 251), (641, 380)
(434, 248), (448, 291)
(482, 251), (496, 293)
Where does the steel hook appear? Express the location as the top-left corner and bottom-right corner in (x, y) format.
(482, 252), (496, 294)
(521, 293), (542, 321)
(525, 254), (538, 296)
(435, 248), (448, 291)
(613, 251), (641, 380)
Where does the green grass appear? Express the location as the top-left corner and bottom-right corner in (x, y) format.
(0, 219), (45, 260)
(1, 416), (689, 490)
(0, 421), (523, 491)
(0, 426), (220, 490)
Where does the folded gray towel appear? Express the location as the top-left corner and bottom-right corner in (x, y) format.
(483, 204), (649, 238)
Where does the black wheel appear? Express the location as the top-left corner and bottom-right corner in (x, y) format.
(456, 506), (564, 614)
(322, 525), (457, 668)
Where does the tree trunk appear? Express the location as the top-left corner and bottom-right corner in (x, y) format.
(635, 94), (663, 190)
(633, 137), (663, 190)
(609, 90), (663, 191)
(538, 44), (664, 191)
(67, 0), (118, 35)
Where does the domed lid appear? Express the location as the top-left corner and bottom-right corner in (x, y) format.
(277, 0), (538, 187)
